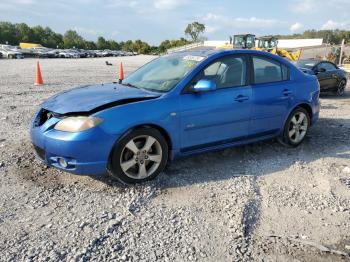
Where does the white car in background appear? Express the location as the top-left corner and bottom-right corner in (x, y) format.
(0, 45), (24, 59)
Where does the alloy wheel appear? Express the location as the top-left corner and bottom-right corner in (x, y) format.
(288, 112), (308, 144)
(120, 135), (162, 179)
(337, 80), (346, 96)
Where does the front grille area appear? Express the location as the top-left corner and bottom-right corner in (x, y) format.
(33, 145), (45, 160)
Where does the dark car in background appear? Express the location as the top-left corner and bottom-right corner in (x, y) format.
(296, 59), (348, 96)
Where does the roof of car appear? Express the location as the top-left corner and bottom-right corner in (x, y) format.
(171, 48), (281, 58)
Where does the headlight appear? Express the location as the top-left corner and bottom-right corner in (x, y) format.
(54, 116), (103, 132)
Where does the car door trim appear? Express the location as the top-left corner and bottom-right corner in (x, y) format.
(180, 129), (278, 153)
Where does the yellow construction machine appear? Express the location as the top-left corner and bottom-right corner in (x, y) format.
(219, 34), (302, 61)
(219, 34), (256, 49)
(255, 36), (302, 61)
(232, 34), (256, 49)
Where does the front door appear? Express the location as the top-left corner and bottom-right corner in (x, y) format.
(179, 55), (252, 152)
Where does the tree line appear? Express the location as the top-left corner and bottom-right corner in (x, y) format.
(0, 21), (195, 54)
(1, 21), (349, 54)
(275, 29), (350, 45)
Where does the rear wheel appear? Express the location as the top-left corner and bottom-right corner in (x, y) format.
(278, 107), (310, 147)
(335, 79), (346, 96)
(108, 127), (168, 184)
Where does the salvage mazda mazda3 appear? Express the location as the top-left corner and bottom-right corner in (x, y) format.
(31, 49), (320, 183)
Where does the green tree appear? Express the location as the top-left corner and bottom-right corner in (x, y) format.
(185, 22), (205, 42)
(274, 29), (350, 45)
(85, 41), (97, 50)
(0, 22), (17, 45)
(31, 26), (46, 44)
(15, 23), (34, 43)
(96, 36), (108, 49)
(63, 30), (85, 49)
(148, 45), (159, 54)
(122, 40), (134, 52)
(158, 37), (191, 53)
(107, 39), (120, 50)
(41, 27), (63, 48)
(132, 40), (150, 54)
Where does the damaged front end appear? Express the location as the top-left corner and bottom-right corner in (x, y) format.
(30, 83), (163, 175)
(30, 107), (117, 175)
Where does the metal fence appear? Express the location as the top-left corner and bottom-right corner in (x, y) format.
(301, 45), (350, 59)
(167, 42), (204, 54)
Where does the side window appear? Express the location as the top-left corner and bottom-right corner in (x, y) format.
(322, 62), (337, 71)
(190, 56), (247, 90)
(316, 63), (324, 71)
(253, 56), (288, 84)
(203, 61), (223, 76)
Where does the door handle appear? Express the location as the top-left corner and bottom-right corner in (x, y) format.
(283, 89), (292, 96)
(234, 95), (249, 102)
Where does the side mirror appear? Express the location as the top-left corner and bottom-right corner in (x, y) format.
(193, 79), (217, 92)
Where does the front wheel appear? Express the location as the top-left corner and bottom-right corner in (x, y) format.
(108, 127), (168, 184)
(278, 107), (310, 147)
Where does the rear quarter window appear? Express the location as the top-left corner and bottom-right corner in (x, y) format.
(321, 62), (337, 71)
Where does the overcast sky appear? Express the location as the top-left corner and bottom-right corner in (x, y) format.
(0, 0), (349, 45)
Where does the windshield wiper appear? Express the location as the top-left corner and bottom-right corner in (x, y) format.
(122, 82), (139, 89)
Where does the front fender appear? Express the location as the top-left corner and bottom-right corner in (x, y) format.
(93, 96), (180, 151)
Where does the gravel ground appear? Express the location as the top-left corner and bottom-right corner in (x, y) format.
(0, 56), (350, 262)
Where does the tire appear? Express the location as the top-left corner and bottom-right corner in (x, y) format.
(335, 79), (346, 96)
(278, 107), (310, 147)
(108, 127), (168, 184)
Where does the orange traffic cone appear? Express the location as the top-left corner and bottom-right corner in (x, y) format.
(118, 62), (124, 83)
(34, 61), (44, 86)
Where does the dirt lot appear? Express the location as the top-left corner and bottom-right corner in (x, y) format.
(0, 56), (350, 262)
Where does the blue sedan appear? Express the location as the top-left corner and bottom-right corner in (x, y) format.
(31, 50), (320, 183)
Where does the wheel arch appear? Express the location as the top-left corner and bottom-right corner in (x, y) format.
(281, 102), (313, 134)
(296, 103), (313, 121)
(130, 124), (173, 152)
(107, 123), (173, 169)
(279, 103), (312, 147)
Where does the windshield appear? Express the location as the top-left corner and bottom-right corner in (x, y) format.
(295, 60), (317, 69)
(123, 54), (204, 92)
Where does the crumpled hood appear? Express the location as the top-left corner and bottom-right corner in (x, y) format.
(41, 83), (161, 114)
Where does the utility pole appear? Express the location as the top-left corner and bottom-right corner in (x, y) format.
(339, 39), (345, 66)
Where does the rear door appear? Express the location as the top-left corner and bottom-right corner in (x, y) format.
(250, 55), (294, 136)
(179, 55), (252, 151)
